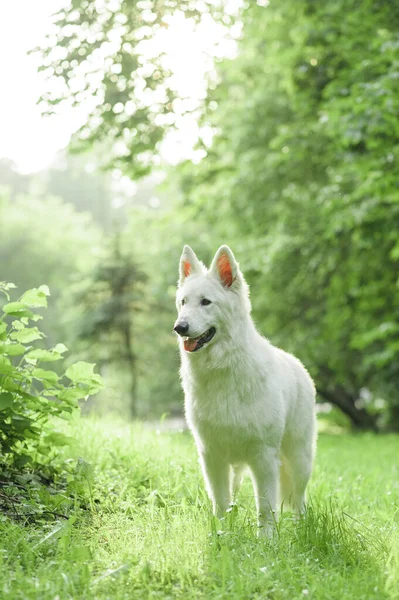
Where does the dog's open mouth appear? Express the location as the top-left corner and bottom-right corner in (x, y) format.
(183, 327), (216, 352)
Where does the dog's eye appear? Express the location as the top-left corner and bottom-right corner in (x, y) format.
(181, 298), (186, 306)
(200, 298), (212, 306)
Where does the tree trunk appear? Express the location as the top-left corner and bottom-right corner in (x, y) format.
(318, 385), (378, 432)
(387, 403), (399, 432)
(122, 323), (137, 419)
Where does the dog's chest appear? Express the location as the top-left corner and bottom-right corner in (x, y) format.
(184, 364), (279, 451)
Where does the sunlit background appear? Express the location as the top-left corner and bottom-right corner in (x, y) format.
(1, 2), (398, 595)
(0, 0), (239, 172)
(1, 0), (398, 432)
(0, 1), (74, 172)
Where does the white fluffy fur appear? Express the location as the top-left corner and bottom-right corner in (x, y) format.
(175, 245), (317, 536)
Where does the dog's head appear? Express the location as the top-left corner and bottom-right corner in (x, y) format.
(174, 245), (251, 354)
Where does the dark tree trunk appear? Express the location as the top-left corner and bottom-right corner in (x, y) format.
(122, 323), (137, 419)
(387, 403), (399, 432)
(318, 385), (378, 432)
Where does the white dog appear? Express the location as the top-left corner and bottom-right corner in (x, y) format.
(174, 245), (316, 536)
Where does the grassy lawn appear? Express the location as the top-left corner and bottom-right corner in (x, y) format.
(1, 418), (398, 599)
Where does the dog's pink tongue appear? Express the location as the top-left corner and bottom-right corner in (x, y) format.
(184, 338), (198, 352)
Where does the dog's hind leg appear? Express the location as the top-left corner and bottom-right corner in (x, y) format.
(279, 455), (294, 511)
(231, 464), (245, 501)
(281, 443), (313, 514)
(248, 447), (279, 537)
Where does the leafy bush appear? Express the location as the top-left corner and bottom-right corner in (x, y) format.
(0, 282), (103, 471)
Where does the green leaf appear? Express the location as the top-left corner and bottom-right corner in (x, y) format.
(0, 282), (16, 290)
(2, 302), (34, 319)
(30, 314), (43, 322)
(0, 282), (16, 301)
(90, 374), (103, 387)
(11, 327), (44, 343)
(0, 322), (7, 340)
(0, 342), (25, 356)
(32, 368), (59, 384)
(11, 414), (33, 431)
(19, 287), (48, 308)
(0, 355), (14, 374)
(58, 387), (88, 404)
(7, 343), (25, 356)
(0, 392), (13, 410)
(86, 374), (104, 395)
(52, 343), (68, 354)
(19, 391), (45, 407)
(25, 349), (63, 363)
(0, 379), (22, 392)
(65, 361), (96, 383)
(38, 284), (50, 296)
(13, 454), (31, 468)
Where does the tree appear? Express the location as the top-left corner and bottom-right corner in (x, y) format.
(124, 198), (216, 418)
(68, 233), (147, 417)
(178, 0), (399, 429)
(0, 156), (113, 229)
(33, 0), (399, 428)
(34, 0), (226, 178)
(0, 190), (102, 344)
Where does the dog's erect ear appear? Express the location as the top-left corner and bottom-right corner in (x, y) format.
(179, 245), (203, 285)
(210, 245), (239, 288)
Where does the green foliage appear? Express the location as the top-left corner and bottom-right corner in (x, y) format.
(0, 283), (103, 470)
(63, 233), (147, 417)
(178, 0), (399, 429)
(0, 156), (114, 230)
(29, 0), (399, 428)
(125, 201), (215, 417)
(0, 189), (102, 351)
(34, 0), (221, 178)
(0, 191), (101, 302)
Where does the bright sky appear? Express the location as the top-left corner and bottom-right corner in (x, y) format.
(0, 1), (241, 174)
(0, 0), (75, 173)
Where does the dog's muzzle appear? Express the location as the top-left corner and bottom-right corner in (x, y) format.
(182, 327), (216, 352)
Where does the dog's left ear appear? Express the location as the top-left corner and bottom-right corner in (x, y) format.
(210, 245), (240, 288)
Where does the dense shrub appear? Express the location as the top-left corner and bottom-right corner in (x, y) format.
(0, 282), (102, 471)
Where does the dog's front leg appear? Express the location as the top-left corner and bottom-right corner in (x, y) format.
(249, 447), (279, 538)
(199, 451), (230, 518)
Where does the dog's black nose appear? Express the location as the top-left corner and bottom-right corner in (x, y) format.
(174, 321), (189, 336)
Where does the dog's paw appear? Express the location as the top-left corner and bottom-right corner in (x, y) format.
(257, 523), (276, 540)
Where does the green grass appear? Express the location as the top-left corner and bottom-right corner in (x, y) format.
(1, 419), (398, 599)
